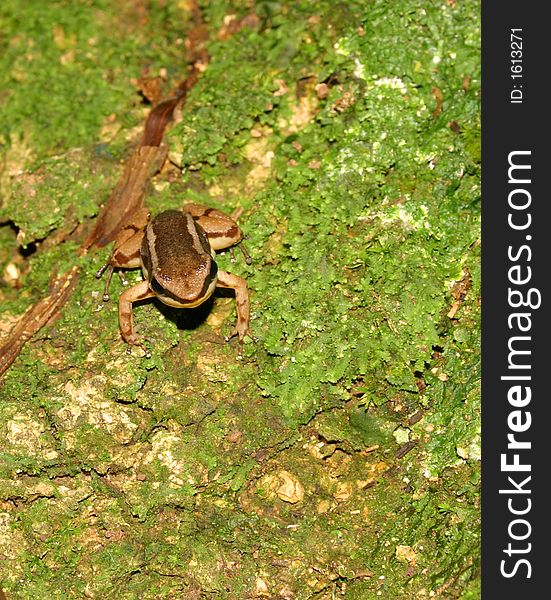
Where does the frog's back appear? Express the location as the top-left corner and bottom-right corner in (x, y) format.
(141, 210), (216, 302)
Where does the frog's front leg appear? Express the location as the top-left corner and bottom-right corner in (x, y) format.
(118, 280), (156, 345)
(216, 270), (251, 342)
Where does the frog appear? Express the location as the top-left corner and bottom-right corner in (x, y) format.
(96, 203), (251, 348)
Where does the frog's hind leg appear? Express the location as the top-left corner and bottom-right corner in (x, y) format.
(184, 203), (244, 251)
(96, 216), (147, 301)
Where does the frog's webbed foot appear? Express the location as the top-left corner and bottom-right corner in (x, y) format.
(225, 326), (256, 357)
(124, 334), (152, 358)
(224, 325), (253, 343)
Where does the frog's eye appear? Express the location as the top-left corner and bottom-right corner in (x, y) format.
(196, 261), (218, 300)
(151, 277), (167, 295)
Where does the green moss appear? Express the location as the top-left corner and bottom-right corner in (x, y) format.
(2, 150), (118, 244)
(0, 0), (189, 159)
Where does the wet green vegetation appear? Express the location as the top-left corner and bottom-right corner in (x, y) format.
(1, 0), (480, 597)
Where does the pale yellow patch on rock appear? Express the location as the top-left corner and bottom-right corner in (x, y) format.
(0, 512), (28, 559)
(242, 133), (276, 194)
(395, 544), (418, 565)
(255, 576), (270, 595)
(195, 351), (230, 383)
(278, 92), (319, 135)
(5, 414), (58, 460)
(142, 430), (194, 489)
(55, 378), (138, 447)
(0, 132), (36, 212)
(0, 312), (21, 340)
(260, 470), (304, 504)
(334, 481), (353, 502)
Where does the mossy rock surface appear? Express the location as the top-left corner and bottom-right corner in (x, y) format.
(1, 1), (480, 598)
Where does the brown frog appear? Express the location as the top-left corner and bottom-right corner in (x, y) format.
(97, 204), (251, 347)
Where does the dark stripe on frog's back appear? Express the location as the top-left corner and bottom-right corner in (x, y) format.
(141, 210), (212, 281)
(206, 225), (239, 239)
